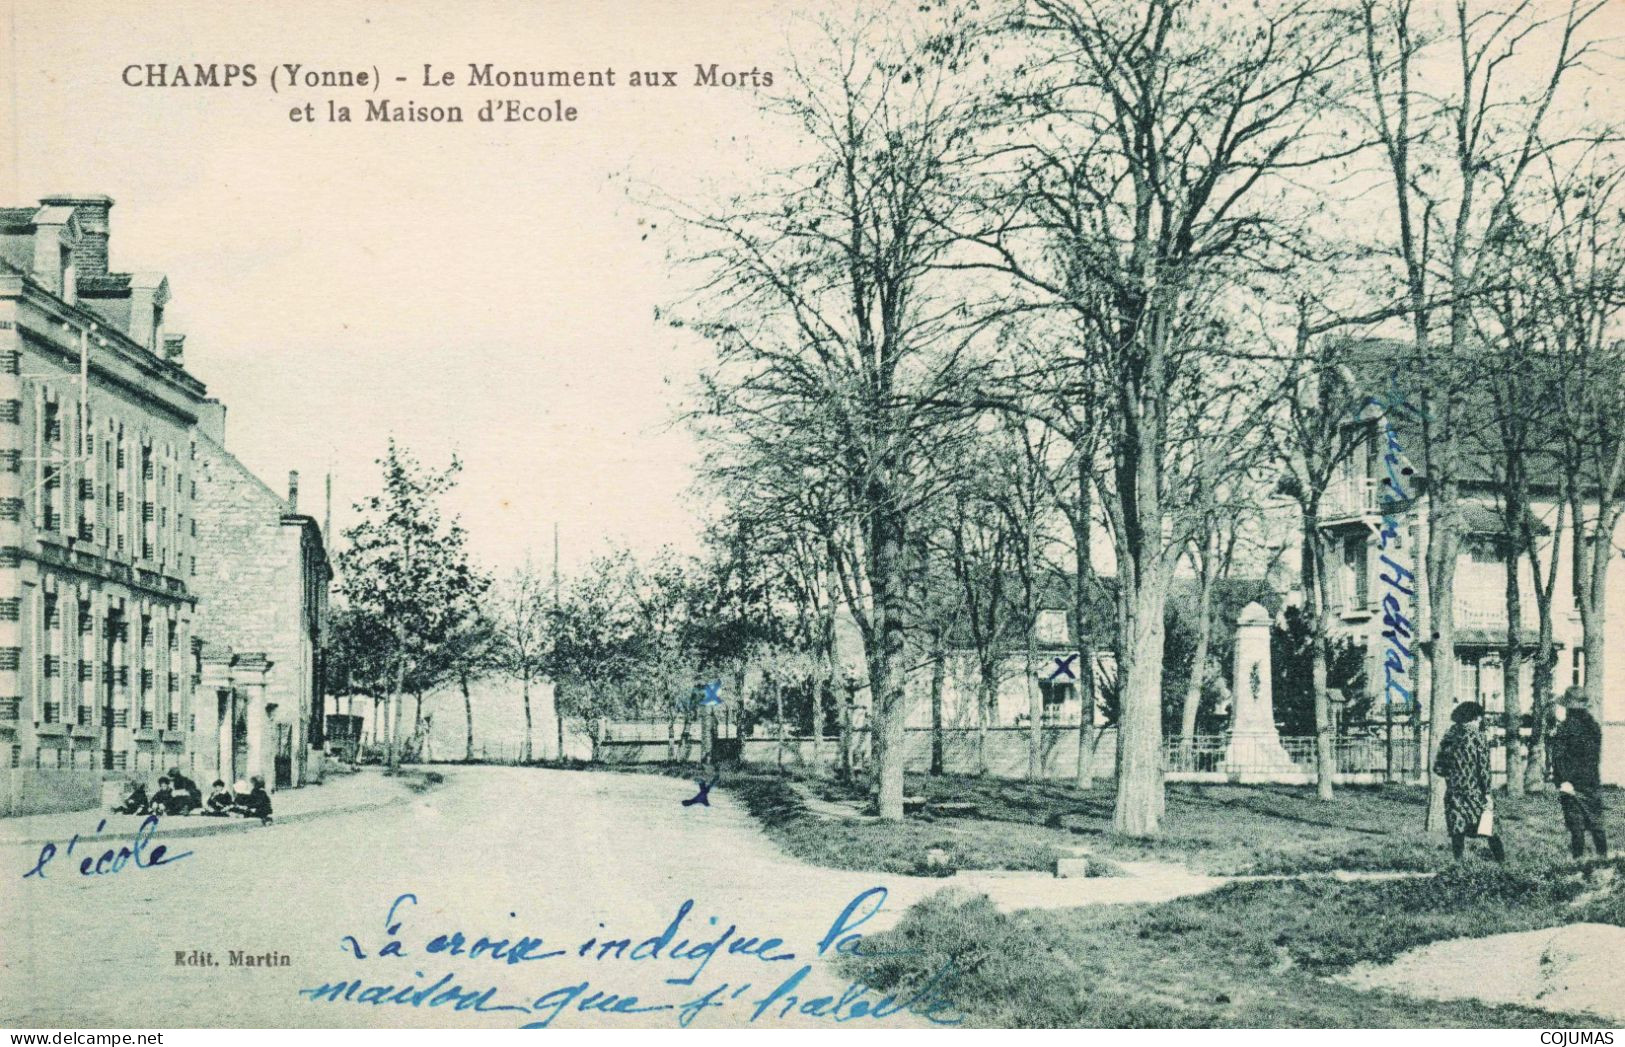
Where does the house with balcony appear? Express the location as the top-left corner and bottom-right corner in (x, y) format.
(1317, 349), (1624, 785)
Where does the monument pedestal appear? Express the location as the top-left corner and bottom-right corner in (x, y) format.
(1222, 730), (1300, 776)
(1221, 601), (1305, 779)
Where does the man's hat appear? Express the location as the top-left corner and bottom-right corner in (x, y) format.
(1558, 686), (1590, 710)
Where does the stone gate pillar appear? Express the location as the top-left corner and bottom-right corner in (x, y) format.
(1223, 602), (1298, 778)
(197, 644), (235, 785)
(237, 654), (272, 787)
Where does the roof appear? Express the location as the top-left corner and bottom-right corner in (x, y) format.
(1335, 336), (1570, 494)
(942, 570), (1278, 650)
(1458, 502), (1551, 537)
(78, 273), (132, 291)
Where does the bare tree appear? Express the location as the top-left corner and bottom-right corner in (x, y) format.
(671, 13), (991, 819)
(967, 0), (1362, 835)
(1358, 0), (1607, 828)
(493, 561), (551, 764)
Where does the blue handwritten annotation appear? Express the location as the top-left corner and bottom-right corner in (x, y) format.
(1362, 380), (1423, 712)
(22, 814), (194, 881)
(299, 886), (960, 1028)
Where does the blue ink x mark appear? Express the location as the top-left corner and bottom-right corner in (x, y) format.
(682, 779), (716, 807)
(699, 681), (722, 707)
(1048, 655), (1077, 682)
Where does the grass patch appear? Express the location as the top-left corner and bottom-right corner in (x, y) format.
(841, 859), (1625, 1027)
(807, 771), (1621, 876)
(515, 759), (1621, 879)
(730, 773), (1070, 876)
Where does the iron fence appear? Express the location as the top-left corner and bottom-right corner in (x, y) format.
(1162, 730), (1422, 779)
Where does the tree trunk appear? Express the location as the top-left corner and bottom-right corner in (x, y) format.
(521, 675), (534, 764)
(1073, 456), (1097, 790)
(387, 647), (407, 772)
(816, 544), (839, 776)
(839, 685), (854, 782)
(1024, 585), (1042, 782)
(1423, 499), (1459, 831)
(977, 666), (995, 777)
(1115, 578), (1168, 836)
(774, 675), (786, 771)
(868, 506), (910, 821)
(1312, 631), (1334, 801)
(1526, 608), (1557, 789)
(554, 680), (566, 760)
(1503, 533), (1525, 795)
(461, 670), (474, 762)
(929, 639), (946, 776)
(1178, 550), (1215, 767)
(1306, 524), (1335, 801)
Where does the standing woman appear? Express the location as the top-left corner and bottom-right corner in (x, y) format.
(1433, 702), (1506, 862)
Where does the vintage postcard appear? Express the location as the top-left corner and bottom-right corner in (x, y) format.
(2, 0), (1623, 1036)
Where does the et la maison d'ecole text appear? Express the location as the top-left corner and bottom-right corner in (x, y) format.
(120, 62), (776, 124)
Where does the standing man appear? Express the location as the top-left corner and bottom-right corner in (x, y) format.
(1550, 686), (1607, 859)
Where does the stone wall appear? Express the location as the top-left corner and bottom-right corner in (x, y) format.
(0, 765), (101, 817)
(191, 436), (314, 786)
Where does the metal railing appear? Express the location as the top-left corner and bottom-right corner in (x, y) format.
(1163, 731), (1422, 779)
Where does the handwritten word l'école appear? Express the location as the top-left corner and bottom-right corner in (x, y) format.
(22, 814), (193, 881)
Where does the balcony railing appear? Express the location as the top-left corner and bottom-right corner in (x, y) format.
(1321, 478), (1380, 522)
(0, 697), (19, 721)
(42, 701), (59, 724)
(139, 709), (154, 729)
(77, 705), (92, 726)
(166, 712), (180, 732)
(1454, 597), (1540, 632)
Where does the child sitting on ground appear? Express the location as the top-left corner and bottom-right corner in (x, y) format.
(233, 775), (273, 825)
(202, 779), (234, 816)
(111, 781), (148, 815)
(147, 776), (179, 816)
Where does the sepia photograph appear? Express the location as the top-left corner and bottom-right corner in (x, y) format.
(1, 0), (1623, 1035)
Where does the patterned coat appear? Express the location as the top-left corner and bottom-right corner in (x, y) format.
(1434, 723), (1491, 837)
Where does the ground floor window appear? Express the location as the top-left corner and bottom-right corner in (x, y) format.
(1039, 680), (1074, 724)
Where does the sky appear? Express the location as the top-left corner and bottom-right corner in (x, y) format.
(3, 0), (806, 577)
(4, 0), (1616, 583)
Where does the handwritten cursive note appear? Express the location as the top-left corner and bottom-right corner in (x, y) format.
(1361, 377), (1423, 714)
(299, 885), (961, 1028)
(21, 814), (194, 881)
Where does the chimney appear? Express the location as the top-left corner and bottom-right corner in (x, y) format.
(288, 470), (300, 512)
(196, 399), (226, 446)
(163, 333), (186, 366)
(39, 195), (112, 276)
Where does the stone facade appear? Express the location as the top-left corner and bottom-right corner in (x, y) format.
(190, 427), (329, 791)
(0, 196), (205, 814)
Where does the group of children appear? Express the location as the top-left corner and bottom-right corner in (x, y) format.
(112, 766), (274, 825)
